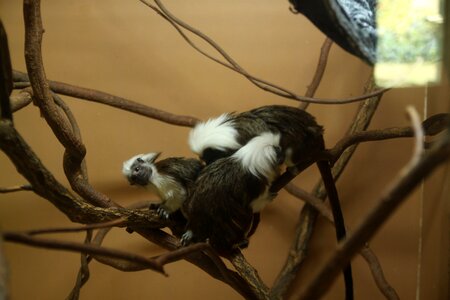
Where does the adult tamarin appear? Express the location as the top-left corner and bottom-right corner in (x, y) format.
(188, 105), (353, 298)
(181, 132), (282, 253)
(122, 152), (203, 219)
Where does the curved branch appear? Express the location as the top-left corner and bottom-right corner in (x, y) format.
(298, 118), (450, 300)
(140, 0), (389, 105)
(327, 113), (450, 163)
(300, 38), (333, 110)
(284, 183), (399, 299)
(2, 231), (165, 274)
(12, 70), (199, 127)
(230, 251), (269, 299)
(270, 76), (382, 298)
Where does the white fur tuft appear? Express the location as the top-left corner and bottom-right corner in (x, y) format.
(232, 132), (280, 180)
(122, 154), (142, 177)
(122, 152), (159, 177)
(188, 114), (241, 155)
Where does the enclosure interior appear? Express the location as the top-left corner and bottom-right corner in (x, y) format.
(0, 1), (449, 299)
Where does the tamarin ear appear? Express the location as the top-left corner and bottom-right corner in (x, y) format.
(141, 152), (161, 163)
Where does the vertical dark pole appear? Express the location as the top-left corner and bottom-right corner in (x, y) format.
(0, 20), (13, 121)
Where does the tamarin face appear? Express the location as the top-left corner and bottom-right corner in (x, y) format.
(122, 152), (203, 219)
(122, 152), (160, 186)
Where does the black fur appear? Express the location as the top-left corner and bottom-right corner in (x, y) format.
(199, 105), (324, 167)
(181, 155), (271, 253)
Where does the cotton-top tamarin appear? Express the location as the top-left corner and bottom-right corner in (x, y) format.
(181, 132), (282, 253)
(122, 152), (203, 219)
(188, 105), (353, 296)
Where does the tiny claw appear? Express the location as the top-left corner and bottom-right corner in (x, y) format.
(157, 207), (170, 220)
(180, 230), (193, 246)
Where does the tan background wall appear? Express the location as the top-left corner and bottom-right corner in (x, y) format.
(0, 1), (448, 299)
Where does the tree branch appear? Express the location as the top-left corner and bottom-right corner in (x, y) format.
(284, 183), (399, 299)
(0, 184), (33, 193)
(12, 70), (199, 127)
(3, 231), (166, 274)
(230, 251), (269, 300)
(270, 75), (382, 298)
(299, 38), (333, 110)
(298, 111), (450, 299)
(140, 0), (388, 105)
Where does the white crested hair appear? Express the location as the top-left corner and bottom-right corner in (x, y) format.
(233, 132), (280, 180)
(188, 113), (241, 155)
(122, 152), (160, 176)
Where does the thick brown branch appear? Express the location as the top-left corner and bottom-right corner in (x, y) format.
(230, 251), (269, 300)
(0, 119), (170, 227)
(9, 91), (32, 112)
(23, 0), (85, 158)
(298, 126), (450, 300)
(12, 70), (199, 127)
(23, 0), (114, 208)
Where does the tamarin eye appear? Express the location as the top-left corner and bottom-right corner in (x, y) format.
(134, 167), (140, 172)
(137, 158), (144, 163)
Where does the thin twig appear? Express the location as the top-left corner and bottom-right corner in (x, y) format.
(300, 38), (333, 110)
(298, 110), (450, 299)
(360, 247), (400, 300)
(66, 230), (92, 300)
(0, 184), (33, 193)
(3, 231), (166, 274)
(27, 218), (126, 235)
(140, 0), (388, 105)
(327, 113), (450, 164)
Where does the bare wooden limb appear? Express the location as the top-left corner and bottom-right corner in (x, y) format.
(66, 230), (92, 300)
(27, 219), (126, 235)
(327, 113), (450, 164)
(9, 91), (32, 112)
(360, 247), (400, 300)
(270, 75), (382, 299)
(0, 236), (8, 300)
(285, 183), (399, 299)
(140, 0), (389, 105)
(0, 184), (33, 193)
(23, 0), (114, 208)
(298, 116), (450, 300)
(12, 70), (199, 127)
(300, 38), (333, 110)
(2, 231), (166, 274)
(229, 251), (269, 300)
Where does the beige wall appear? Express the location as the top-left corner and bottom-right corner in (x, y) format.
(0, 1), (448, 299)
